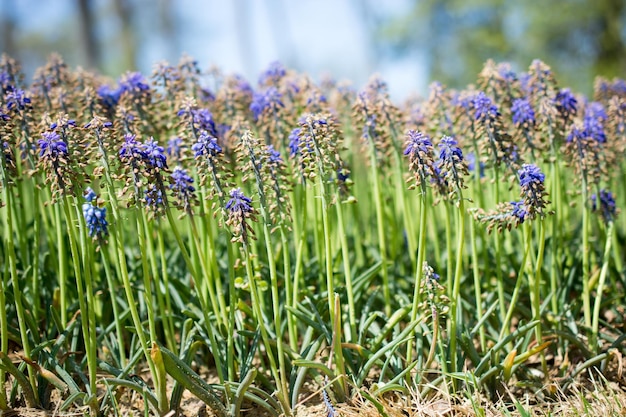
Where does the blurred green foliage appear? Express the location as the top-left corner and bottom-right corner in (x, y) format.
(382, 0), (626, 93)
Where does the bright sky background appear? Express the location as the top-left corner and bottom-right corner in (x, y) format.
(5, 0), (429, 100)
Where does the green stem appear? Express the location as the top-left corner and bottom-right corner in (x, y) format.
(54, 203), (68, 327)
(449, 198), (466, 376)
(242, 243), (292, 416)
(156, 228), (177, 354)
(470, 216), (486, 351)
(101, 245), (127, 367)
(591, 222), (614, 353)
(369, 151), (391, 316)
(500, 224), (532, 343)
(62, 196), (97, 396)
(188, 214), (224, 326)
(531, 219), (547, 376)
(407, 192), (428, 367)
(165, 208), (225, 382)
(335, 196), (356, 342)
(582, 183), (591, 329)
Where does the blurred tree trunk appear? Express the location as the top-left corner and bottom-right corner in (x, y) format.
(159, 0), (178, 61)
(113, 0), (137, 70)
(77, 0), (100, 70)
(1, 0), (17, 58)
(234, 0), (256, 80)
(595, 0), (626, 77)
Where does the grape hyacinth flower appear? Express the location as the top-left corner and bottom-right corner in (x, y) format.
(511, 98), (536, 126)
(404, 130), (436, 191)
(82, 187), (108, 240)
(225, 187), (258, 244)
(166, 137), (183, 160)
(144, 186), (165, 211)
(5, 89), (31, 112)
(142, 138), (167, 170)
(583, 102), (607, 143)
(191, 131), (222, 157)
(473, 92), (499, 122)
(518, 163), (548, 220)
(119, 71), (151, 96)
(436, 136), (468, 201)
(258, 61), (286, 86)
(97, 84), (121, 109)
(38, 131), (68, 158)
(119, 133), (145, 162)
(288, 127), (302, 158)
(591, 189), (618, 224)
(170, 166), (196, 214)
(250, 87), (284, 120)
(510, 200), (529, 223)
(555, 88), (578, 119)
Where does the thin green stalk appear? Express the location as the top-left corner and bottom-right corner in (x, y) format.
(108, 226), (159, 404)
(591, 221), (614, 352)
(530, 219), (547, 376)
(291, 185), (307, 350)
(0, 224), (9, 409)
(62, 196), (97, 396)
(449, 197), (466, 376)
(30, 188), (41, 324)
(335, 196), (356, 342)
(407, 192), (428, 367)
(444, 204), (453, 299)
(549, 155), (562, 316)
(469, 216), (486, 351)
(318, 178), (335, 323)
(136, 213), (158, 353)
(100, 245), (127, 367)
(492, 169), (506, 327)
(581, 183), (591, 329)
(164, 208), (225, 382)
(226, 239), (237, 383)
(368, 153), (391, 316)
(54, 202), (69, 327)
(196, 203), (228, 326)
(242, 243), (292, 416)
(156, 228), (177, 354)
(279, 226), (297, 348)
(499, 224), (532, 343)
(75, 200), (100, 402)
(188, 214), (224, 327)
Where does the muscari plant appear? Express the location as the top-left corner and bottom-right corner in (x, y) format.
(0, 53), (625, 416)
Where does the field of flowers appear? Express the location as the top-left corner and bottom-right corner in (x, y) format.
(0, 53), (625, 416)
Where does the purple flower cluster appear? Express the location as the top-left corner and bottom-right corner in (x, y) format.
(473, 92), (499, 122)
(438, 136), (464, 162)
(591, 189), (617, 223)
(404, 130), (433, 157)
(250, 87), (284, 120)
(518, 163), (548, 220)
(170, 166), (196, 212)
(143, 138), (168, 169)
(258, 61), (286, 86)
(511, 98), (536, 126)
(82, 187), (108, 239)
(555, 88), (577, 117)
(38, 131), (68, 158)
(6, 89), (31, 112)
(177, 106), (218, 138)
(191, 131), (222, 158)
(582, 102), (607, 143)
(226, 188), (253, 214)
(119, 133), (145, 161)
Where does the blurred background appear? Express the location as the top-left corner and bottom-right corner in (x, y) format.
(1, 0), (625, 99)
